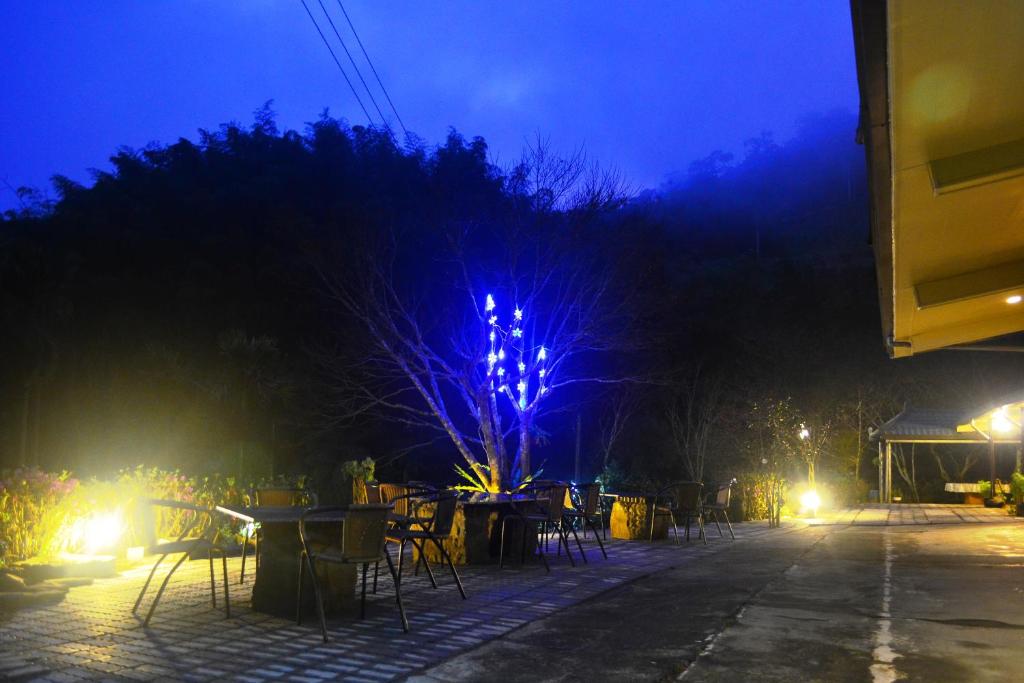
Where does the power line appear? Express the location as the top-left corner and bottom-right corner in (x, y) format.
(316, 0), (390, 132)
(336, 0), (408, 136)
(299, 0), (374, 126)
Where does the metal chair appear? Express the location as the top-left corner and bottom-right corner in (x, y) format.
(240, 487), (316, 584)
(381, 489), (466, 599)
(650, 482), (706, 545)
(296, 503), (407, 641)
(500, 482), (579, 571)
(563, 482), (608, 559)
(132, 499), (231, 627)
(703, 480), (736, 540)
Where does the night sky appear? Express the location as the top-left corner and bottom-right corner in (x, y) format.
(0, 1), (857, 211)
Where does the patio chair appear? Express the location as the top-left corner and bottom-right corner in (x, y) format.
(650, 481), (706, 545)
(380, 489), (467, 599)
(379, 482), (435, 526)
(703, 480), (736, 540)
(499, 482), (579, 571)
(563, 482), (608, 560)
(297, 503), (407, 641)
(240, 487), (316, 584)
(132, 499), (231, 627)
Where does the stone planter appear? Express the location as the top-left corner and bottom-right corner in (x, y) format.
(610, 497), (669, 540)
(414, 500), (538, 565)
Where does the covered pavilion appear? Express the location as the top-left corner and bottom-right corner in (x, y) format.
(870, 394), (1024, 503)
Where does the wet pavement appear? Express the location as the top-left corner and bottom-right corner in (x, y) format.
(414, 508), (1024, 682)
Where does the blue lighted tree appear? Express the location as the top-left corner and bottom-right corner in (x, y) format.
(318, 139), (633, 492)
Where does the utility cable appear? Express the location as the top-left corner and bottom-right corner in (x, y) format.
(336, 0), (408, 135)
(316, 0), (390, 132)
(300, 0), (374, 126)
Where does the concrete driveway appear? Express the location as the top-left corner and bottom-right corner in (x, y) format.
(411, 510), (1024, 682)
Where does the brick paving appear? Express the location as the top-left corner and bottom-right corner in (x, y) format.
(0, 523), (775, 683)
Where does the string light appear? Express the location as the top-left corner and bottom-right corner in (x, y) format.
(512, 328), (522, 338)
(485, 294), (495, 312)
(514, 307), (523, 320)
(488, 315), (497, 325)
(489, 331), (495, 342)
(498, 348), (505, 360)
(517, 361), (526, 373)
(538, 369), (546, 378)
(497, 367), (505, 377)
(537, 347), (546, 361)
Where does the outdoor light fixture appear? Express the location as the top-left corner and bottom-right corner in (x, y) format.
(798, 424), (810, 440)
(1007, 295), (1022, 304)
(800, 490), (821, 516)
(992, 407), (1014, 433)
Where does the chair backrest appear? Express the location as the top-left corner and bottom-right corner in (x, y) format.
(715, 483), (732, 507)
(255, 487), (307, 507)
(340, 504), (391, 560)
(530, 483), (569, 523)
(576, 482), (601, 516)
(365, 483), (382, 504)
(379, 483), (412, 516)
(429, 491), (460, 537)
(661, 481), (703, 512)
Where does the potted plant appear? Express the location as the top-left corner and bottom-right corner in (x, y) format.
(1011, 473), (1024, 517)
(341, 458), (376, 504)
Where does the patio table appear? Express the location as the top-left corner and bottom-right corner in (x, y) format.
(416, 493), (540, 565)
(216, 505), (357, 618)
(604, 493), (670, 540)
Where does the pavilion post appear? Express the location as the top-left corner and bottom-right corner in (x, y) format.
(989, 438), (997, 497)
(877, 441), (884, 502)
(1018, 407), (1023, 474)
(885, 441), (892, 504)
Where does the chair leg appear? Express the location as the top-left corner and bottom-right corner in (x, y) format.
(412, 540), (438, 589)
(712, 510), (725, 537)
(220, 550), (231, 618)
(304, 554), (330, 643)
(567, 521), (587, 564)
(133, 553), (167, 614)
(296, 552), (305, 625)
(396, 539), (406, 586)
(239, 529), (250, 584)
(429, 534), (466, 599)
(208, 549), (217, 608)
(383, 551), (409, 633)
(144, 551), (191, 627)
(499, 517), (509, 569)
(588, 519), (608, 559)
(373, 561), (380, 594)
(670, 511), (680, 545)
(723, 510), (736, 540)
(648, 503), (656, 542)
(535, 523), (551, 573)
(360, 563), (369, 619)
(697, 513), (708, 546)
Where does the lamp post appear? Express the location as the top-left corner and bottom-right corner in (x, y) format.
(799, 423), (813, 484)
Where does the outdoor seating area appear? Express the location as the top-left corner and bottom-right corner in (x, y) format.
(0, 508), (770, 683)
(0, 478), (750, 679)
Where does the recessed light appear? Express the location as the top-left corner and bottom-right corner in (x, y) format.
(1007, 295), (1023, 304)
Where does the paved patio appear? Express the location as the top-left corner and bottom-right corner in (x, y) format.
(0, 523), (773, 683)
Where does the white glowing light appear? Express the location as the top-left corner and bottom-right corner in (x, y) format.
(487, 352), (497, 367)
(497, 348), (505, 360)
(798, 425), (810, 440)
(1007, 295), (1022, 305)
(518, 361), (526, 373)
(514, 307), (523, 320)
(537, 347), (547, 361)
(488, 315), (498, 325)
(992, 407), (1014, 433)
(489, 331), (495, 342)
(512, 328), (522, 338)
(517, 381), (526, 393)
(538, 369), (546, 378)
(497, 367), (505, 377)
(485, 294), (495, 312)
(800, 490), (821, 515)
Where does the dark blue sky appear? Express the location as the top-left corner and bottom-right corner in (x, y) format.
(0, 1), (857, 211)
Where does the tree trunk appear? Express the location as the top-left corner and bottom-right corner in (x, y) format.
(519, 414), (532, 482)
